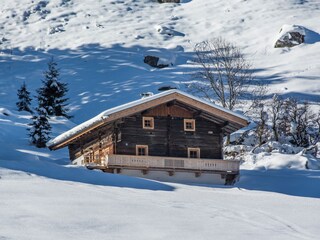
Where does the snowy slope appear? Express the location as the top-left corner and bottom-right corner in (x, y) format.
(1, 0), (319, 122)
(1, 159), (320, 240)
(0, 1), (320, 239)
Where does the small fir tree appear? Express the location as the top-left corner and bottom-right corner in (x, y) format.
(37, 57), (72, 118)
(16, 82), (33, 113)
(28, 108), (51, 148)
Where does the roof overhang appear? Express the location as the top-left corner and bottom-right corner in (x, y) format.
(48, 90), (249, 150)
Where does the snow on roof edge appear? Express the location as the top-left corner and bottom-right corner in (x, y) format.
(174, 90), (249, 121)
(47, 89), (249, 148)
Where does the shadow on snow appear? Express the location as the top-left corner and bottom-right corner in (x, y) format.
(236, 169), (320, 199)
(0, 158), (175, 191)
(1, 43), (319, 124)
(0, 43), (192, 123)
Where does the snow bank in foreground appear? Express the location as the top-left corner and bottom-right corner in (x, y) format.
(0, 158), (320, 240)
(0, 158), (174, 191)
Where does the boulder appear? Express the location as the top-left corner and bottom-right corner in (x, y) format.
(274, 25), (305, 48)
(158, 86), (177, 91)
(144, 55), (169, 68)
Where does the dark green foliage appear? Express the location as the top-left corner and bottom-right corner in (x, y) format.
(37, 57), (72, 118)
(16, 82), (33, 113)
(28, 108), (51, 148)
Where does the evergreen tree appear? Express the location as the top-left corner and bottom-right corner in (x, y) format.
(28, 108), (51, 148)
(37, 57), (72, 118)
(16, 82), (33, 113)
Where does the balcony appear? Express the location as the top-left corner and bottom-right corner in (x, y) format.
(89, 154), (240, 173)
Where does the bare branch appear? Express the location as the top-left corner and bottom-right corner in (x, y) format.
(188, 37), (252, 110)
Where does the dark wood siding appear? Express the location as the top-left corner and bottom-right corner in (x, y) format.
(69, 102), (224, 161)
(116, 114), (222, 159)
(68, 124), (114, 161)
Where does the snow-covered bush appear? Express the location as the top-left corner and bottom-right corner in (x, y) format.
(227, 95), (320, 164)
(224, 144), (252, 161)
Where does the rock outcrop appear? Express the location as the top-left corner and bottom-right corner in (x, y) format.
(144, 56), (169, 68)
(274, 25), (305, 48)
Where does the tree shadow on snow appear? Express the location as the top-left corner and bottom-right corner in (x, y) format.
(235, 169), (320, 198)
(0, 159), (175, 191)
(0, 43), (193, 124)
(2, 43), (318, 126)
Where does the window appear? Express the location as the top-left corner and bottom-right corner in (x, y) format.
(188, 148), (200, 158)
(136, 145), (149, 156)
(143, 117), (154, 129)
(184, 119), (195, 131)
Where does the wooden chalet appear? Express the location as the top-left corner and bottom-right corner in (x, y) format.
(47, 90), (249, 185)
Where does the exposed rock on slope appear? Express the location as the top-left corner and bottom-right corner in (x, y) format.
(274, 24), (305, 48)
(144, 55), (169, 68)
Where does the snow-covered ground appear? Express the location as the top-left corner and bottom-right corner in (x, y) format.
(1, 0), (320, 239)
(1, 156), (320, 240)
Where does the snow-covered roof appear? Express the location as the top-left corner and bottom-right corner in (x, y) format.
(48, 90), (249, 150)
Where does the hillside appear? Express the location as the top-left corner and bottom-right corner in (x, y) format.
(1, 0), (319, 120)
(0, 0), (320, 239)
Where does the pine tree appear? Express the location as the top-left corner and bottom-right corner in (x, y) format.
(16, 82), (33, 113)
(37, 57), (72, 118)
(28, 108), (51, 148)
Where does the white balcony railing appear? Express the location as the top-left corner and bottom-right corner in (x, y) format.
(104, 154), (239, 172)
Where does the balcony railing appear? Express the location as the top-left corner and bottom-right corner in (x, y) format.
(102, 154), (239, 172)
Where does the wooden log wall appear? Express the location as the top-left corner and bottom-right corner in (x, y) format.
(68, 102), (224, 162)
(116, 103), (223, 159)
(68, 124), (114, 162)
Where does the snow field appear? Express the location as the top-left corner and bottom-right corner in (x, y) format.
(0, 164), (319, 240)
(0, 0), (320, 239)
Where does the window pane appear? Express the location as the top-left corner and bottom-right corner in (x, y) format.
(145, 120), (151, 127)
(138, 147), (147, 156)
(184, 119), (195, 131)
(188, 148), (200, 158)
(190, 150), (197, 158)
(143, 117), (154, 129)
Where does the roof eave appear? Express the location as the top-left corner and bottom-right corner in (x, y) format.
(48, 90), (249, 150)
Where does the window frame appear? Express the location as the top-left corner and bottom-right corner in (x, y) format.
(142, 117), (154, 130)
(136, 145), (149, 156)
(188, 147), (200, 159)
(184, 119), (196, 132)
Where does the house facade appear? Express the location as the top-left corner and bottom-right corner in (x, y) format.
(48, 90), (248, 185)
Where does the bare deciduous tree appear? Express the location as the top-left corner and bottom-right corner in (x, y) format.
(279, 99), (315, 147)
(188, 37), (253, 111)
(269, 94), (285, 142)
(256, 103), (269, 146)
